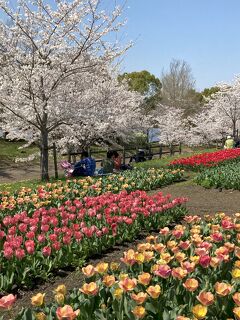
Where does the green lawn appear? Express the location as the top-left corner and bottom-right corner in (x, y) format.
(134, 147), (217, 169)
(0, 146), (218, 193)
(0, 138), (38, 166)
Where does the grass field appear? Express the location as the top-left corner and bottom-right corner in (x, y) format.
(0, 145), (218, 193)
(0, 138), (38, 166)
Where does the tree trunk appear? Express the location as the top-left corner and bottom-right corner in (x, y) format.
(233, 120), (236, 139)
(40, 129), (49, 181)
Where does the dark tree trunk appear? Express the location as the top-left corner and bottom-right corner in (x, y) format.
(40, 129), (49, 181)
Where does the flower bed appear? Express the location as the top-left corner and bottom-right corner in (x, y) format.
(13, 213), (240, 320)
(170, 149), (240, 170)
(195, 162), (240, 190)
(0, 168), (184, 215)
(0, 190), (187, 292)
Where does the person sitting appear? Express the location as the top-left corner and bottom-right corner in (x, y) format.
(100, 150), (114, 174)
(130, 149), (146, 163)
(235, 139), (240, 148)
(72, 151), (96, 177)
(224, 136), (234, 149)
(112, 150), (122, 171)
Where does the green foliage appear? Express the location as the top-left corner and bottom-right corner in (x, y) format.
(118, 71), (162, 96)
(195, 162), (240, 190)
(200, 86), (220, 101)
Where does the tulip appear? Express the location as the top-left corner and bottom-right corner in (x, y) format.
(113, 288), (123, 299)
(138, 273), (152, 286)
(233, 293), (240, 306)
(56, 305), (80, 320)
(54, 285), (67, 295)
(214, 282), (232, 296)
(95, 262), (108, 274)
(132, 306), (146, 319)
(31, 293), (45, 307)
(110, 262), (120, 271)
(154, 264), (171, 279)
(102, 275), (116, 287)
(146, 285), (161, 299)
(80, 282), (98, 296)
(232, 268), (240, 279)
(35, 313), (47, 320)
(55, 293), (65, 305)
(197, 291), (214, 306)
(176, 317), (191, 320)
(82, 265), (96, 277)
(119, 278), (137, 292)
(131, 292), (148, 305)
(0, 294), (16, 310)
(192, 304), (208, 319)
(183, 278), (199, 292)
(199, 255), (211, 268)
(233, 307), (240, 320)
(172, 267), (188, 280)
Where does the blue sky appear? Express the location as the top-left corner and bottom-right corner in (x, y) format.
(2, 0), (240, 91)
(121, 0), (240, 91)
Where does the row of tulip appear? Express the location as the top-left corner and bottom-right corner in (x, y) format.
(195, 162), (240, 190)
(0, 168), (184, 215)
(170, 149), (240, 170)
(0, 190), (187, 292)
(9, 212), (240, 320)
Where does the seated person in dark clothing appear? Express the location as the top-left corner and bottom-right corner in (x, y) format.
(100, 150), (114, 174)
(72, 151), (96, 177)
(235, 139), (240, 148)
(130, 149), (146, 163)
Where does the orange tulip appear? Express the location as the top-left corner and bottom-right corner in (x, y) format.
(102, 275), (116, 287)
(138, 273), (152, 286)
(192, 304), (208, 319)
(172, 267), (188, 280)
(197, 291), (214, 306)
(0, 294), (16, 310)
(233, 293), (240, 306)
(235, 247), (240, 259)
(183, 278), (199, 292)
(132, 306), (146, 319)
(119, 277), (137, 292)
(131, 292), (148, 305)
(214, 282), (232, 296)
(56, 305), (80, 320)
(233, 307), (240, 320)
(137, 243), (152, 252)
(143, 251), (154, 262)
(80, 282), (98, 296)
(210, 257), (220, 268)
(146, 285), (161, 299)
(82, 265), (96, 277)
(176, 317), (191, 320)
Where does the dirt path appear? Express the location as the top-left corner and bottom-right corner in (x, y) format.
(162, 181), (240, 216)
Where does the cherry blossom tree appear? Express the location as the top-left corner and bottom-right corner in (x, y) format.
(0, 0), (131, 180)
(151, 104), (188, 145)
(190, 76), (240, 144)
(54, 73), (145, 152)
